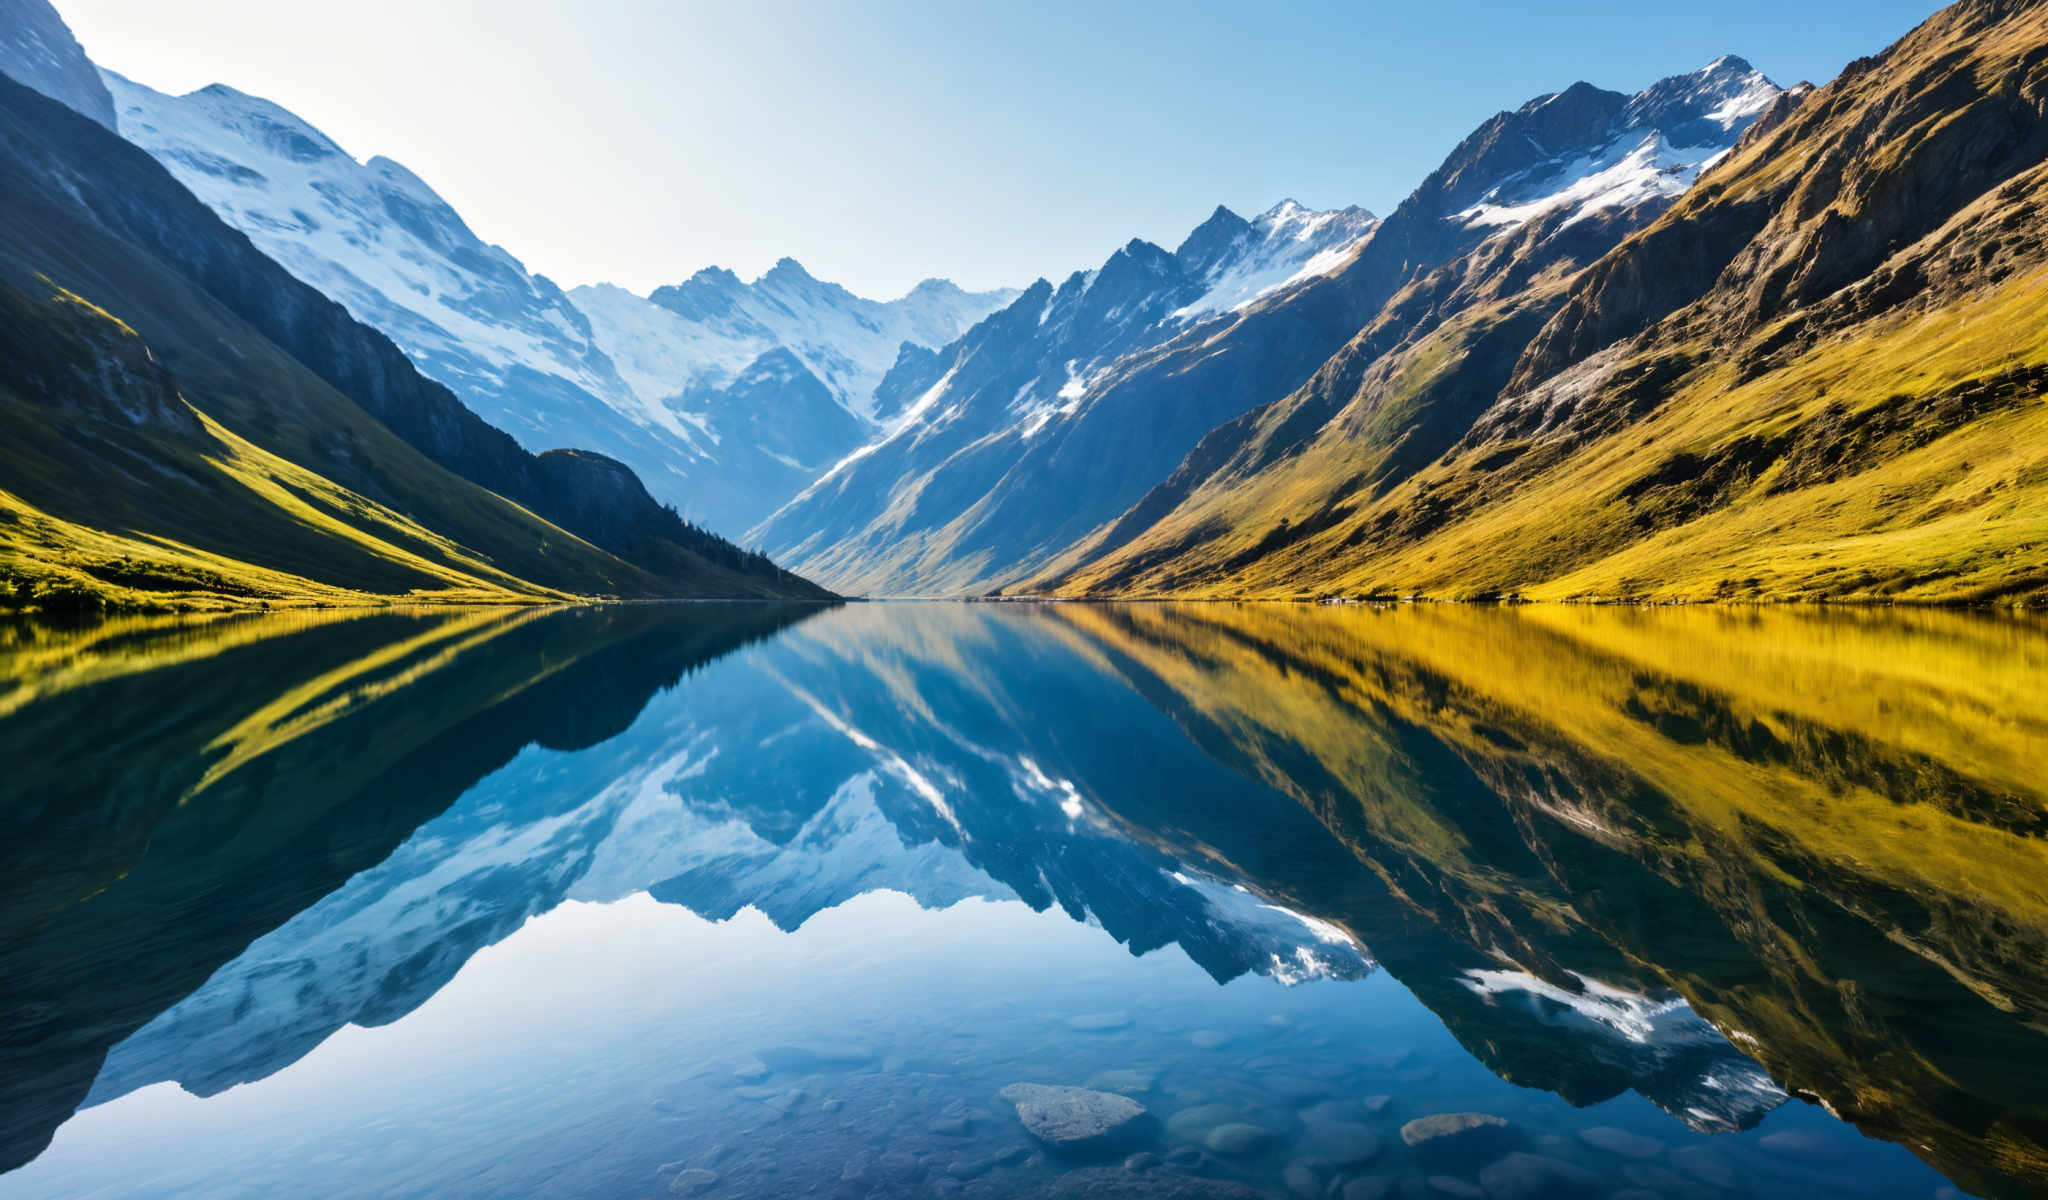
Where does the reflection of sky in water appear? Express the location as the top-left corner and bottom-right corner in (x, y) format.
(2, 601), (2031, 1198)
(3, 891), (1951, 1199)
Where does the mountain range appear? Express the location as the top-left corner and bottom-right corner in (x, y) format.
(750, 57), (1787, 594)
(98, 68), (1014, 535)
(3, 0), (2044, 610)
(0, 0), (832, 610)
(1031, 0), (2048, 605)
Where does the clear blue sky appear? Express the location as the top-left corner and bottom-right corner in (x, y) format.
(58, 0), (1938, 299)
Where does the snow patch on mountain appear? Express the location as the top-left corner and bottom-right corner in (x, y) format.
(1173, 200), (1378, 319)
(573, 266), (1018, 425)
(1458, 56), (1781, 234)
(100, 69), (647, 439)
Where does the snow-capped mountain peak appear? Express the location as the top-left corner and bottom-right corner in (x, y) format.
(575, 262), (1018, 426)
(1174, 199), (1379, 319)
(1456, 56), (1781, 234)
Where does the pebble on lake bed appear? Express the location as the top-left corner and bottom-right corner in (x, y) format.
(1399, 1112), (1512, 1153)
(998, 1083), (1151, 1153)
(1476, 1152), (1602, 1200)
(1203, 1122), (1275, 1157)
(1578, 1125), (1664, 1160)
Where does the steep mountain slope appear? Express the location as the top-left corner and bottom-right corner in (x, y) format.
(98, 69), (1011, 535)
(759, 59), (1777, 597)
(570, 266), (1013, 529)
(1047, 0), (2048, 605)
(0, 0), (112, 130)
(752, 200), (1382, 593)
(95, 72), (720, 500)
(0, 70), (826, 608)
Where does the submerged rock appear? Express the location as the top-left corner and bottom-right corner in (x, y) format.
(999, 1083), (1152, 1153)
(1476, 1152), (1602, 1200)
(1284, 1161), (1324, 1197)
(1044, 1166), (1267, 1198)
(946, 1144), (1032, 1181)
(1203, 1122), (1275, 1157)
(1579, 1126), (1665, 1161)
(1190, 1030), (1234, 1050)
(1165, 1102), (1241, 1140)
(667, 1168), (719, 1196)
(1400, 1112), (1513, 1154)
(1427, 1177), (1486, 1199)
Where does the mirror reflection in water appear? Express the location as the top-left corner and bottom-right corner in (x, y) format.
(1, 601), (2043, 1200)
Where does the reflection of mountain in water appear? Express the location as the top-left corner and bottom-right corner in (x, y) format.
(0, 602), (820, 1174)
(5, 603), (2046, 1197)
(1046, 603), (2048, 1200)
(82, 605), (1383, 1112)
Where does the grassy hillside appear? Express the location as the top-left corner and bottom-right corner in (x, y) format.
(0, 74), (828, 611)
(1038, 0), (2048, 605)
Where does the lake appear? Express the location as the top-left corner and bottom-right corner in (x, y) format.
(1, 601), (2043, 1200)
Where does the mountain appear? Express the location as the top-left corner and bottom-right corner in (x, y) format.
(0, 65), (827, 609)
(570, 266), (1015, 529)
(97, 71), (1012, 536)
(751, 200), (1382, 593)
(1043, 0), (2048, 605)
(576, 262), (1016, 424)
(0, 0), (113, 130)
(755, 58), (1778, 597)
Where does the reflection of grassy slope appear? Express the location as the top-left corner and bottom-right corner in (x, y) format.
(1051, 602), (2048, 1197)
(0, 600), (818, 1173)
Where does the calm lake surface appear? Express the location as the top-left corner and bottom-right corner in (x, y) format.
(2, 601), (2045, 1200)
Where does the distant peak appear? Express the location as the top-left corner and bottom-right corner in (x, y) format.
(763, 256), (814, 282)
(685, 265), (742, 287)
(1703, 53), (1756, 75)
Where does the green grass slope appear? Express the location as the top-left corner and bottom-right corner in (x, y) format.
(0, 74), (829, 611)
(1040, 0), (2048, 606)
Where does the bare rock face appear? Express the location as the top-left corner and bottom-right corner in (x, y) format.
(999, 1083), (1152, 1154)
